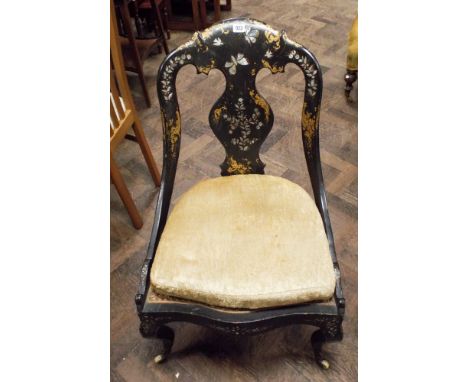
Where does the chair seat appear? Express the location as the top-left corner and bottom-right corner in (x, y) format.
(150, 174), (336, 309)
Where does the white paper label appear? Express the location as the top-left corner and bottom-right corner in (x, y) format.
(233, 24), (246, 33)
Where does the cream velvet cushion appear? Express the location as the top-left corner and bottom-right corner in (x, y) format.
(150, 175), (336, 309)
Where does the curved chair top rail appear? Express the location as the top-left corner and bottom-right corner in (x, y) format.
(157, 17), (322, 175)
(137, 17), (344, 315)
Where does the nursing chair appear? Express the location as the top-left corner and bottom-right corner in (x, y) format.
(135, 17), (345, 369)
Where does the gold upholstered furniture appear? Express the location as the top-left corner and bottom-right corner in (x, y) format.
(136, 17), (345, 369)
(151, 175), (335, 309)
(344, 16), (358, 99)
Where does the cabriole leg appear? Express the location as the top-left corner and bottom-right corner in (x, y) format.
(153, 326), (174, 363)
(311, 329), (330, 369)
(344, 69), (358, 99)
(139, 318), (175, 364)
(310, 319), (343, 370)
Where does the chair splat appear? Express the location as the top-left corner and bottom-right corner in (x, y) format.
(156, 17), (323, 175)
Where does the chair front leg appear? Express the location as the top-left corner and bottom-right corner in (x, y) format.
(344, 69), (358, 99)
(310, 318), (343, 369)
(139, 315), (175, 363)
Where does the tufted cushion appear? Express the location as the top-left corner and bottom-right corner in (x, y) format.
(347, 16), (358, 71)
(150, 175), (336, 309)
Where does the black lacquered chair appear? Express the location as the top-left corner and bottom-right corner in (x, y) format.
(135, 17), (345, 369)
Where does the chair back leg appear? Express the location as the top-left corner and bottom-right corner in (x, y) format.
(119, 0), (152, 107)
(111, 154), (144, 229)
(191, 0), (201, 30)
(150, 0), (169, 54)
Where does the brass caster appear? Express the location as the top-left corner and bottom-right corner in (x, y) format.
(319, 359), (330, 370)
(154, 354), (166, 364)
(141, 324), (174, 365)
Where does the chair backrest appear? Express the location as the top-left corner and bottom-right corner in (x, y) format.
(110, 0), (137, 151)
(156, 17), (323, 176)
(140, 19), (335, 301)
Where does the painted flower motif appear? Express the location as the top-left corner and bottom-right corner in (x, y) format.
(287, 50), (319, 97)
(223, 98), (262, 151)
(264, 49), (273, 58)
(160, 54), (192, 100)
(213, 37), (223, 46)
(245, 27), (259, 45)
(225, 53), (249, 75)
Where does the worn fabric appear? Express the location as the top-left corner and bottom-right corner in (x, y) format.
(150, 175), (336, 309)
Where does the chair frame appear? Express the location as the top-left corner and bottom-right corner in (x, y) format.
(165, 0), (222, 31)
(135, 17), (345, 369)
(111, 0), (161, 228)
(115, 0), (169, 107)
(135, 0), (171, 40)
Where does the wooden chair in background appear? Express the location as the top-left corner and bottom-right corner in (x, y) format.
(111, 1), (161, 229)
(135, 0), (171, 40)
(219, 0), (231, 12)
(114, 0), (169, 107)
(165, 0), (222, 31)
(199, 0), (221, 28)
